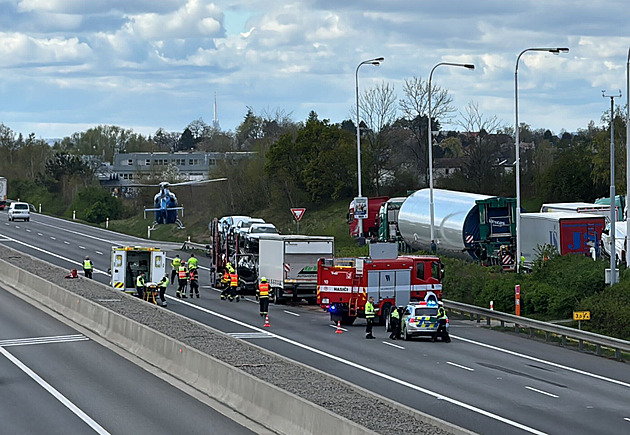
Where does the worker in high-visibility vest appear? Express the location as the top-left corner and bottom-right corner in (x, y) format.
(258, 277), (270, 317)
(365, 296), (375, 339)
(220, 268), (230, 299)
(171, 255), (182, 284)
(187, 253), (198, 270)
(189, 267), (199, 298)
(83, 256), (93, 279)
(158, 275), (168, 307)
(228, 269), (239, 302)
(177, 264), (188, 298)
(432, 304), (450, 343)
(136, 271), (145, 299)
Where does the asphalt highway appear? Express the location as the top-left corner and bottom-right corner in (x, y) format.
(0, 280), (257, 435)
(1, 211), (629, 435)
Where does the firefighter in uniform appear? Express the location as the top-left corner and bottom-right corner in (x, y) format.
(177, 263), (188, 298)
(258, 277), (270, 317)
(187, 253), (198, 270)
(365, 296), (375, 339)
(171, 255), (182, 284)
(228, 268), (240, 302)
(189, 267), (200, 298)
(136, 271), (145, 299)
(158, 275), (168, 307)
(389, 306), (401, 340)
(83, 256), (93, 279)
(432, 304), (450, 342)
(220, 263), (234, 300)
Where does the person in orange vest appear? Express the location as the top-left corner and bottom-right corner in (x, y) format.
(177, 263), (188, 298)
(257, 277), (270, 317)
(220, 263), (233, 300)
(228, 268), (240, 302)
(189, 267), (199, 298)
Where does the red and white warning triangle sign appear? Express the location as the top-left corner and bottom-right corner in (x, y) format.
(291, 208), (306, 222)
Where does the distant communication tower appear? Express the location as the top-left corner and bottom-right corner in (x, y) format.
(213, 92), (221, 130)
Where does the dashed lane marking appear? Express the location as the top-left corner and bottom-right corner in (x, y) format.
(228, 332), (274, 339)
(446, 361), (475, 371)
(283, 310), (300, 317)
(79, 246), (86, 250)
(64, 241), (70, 244)
(0, 334), (89, 347)
(525, 386), (558, 398)
(95, 251), (103, 255)
(383, 341), (405, 350)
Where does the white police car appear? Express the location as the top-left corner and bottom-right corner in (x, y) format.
(401, 301), (447, 340)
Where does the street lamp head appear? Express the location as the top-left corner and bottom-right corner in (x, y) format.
(374, 57), (385, 62)
(549, 47), (570, 54)
(464, 64), (475, 70)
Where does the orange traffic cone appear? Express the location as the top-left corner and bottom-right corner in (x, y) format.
(263, 315), (270, 328)
(335, 321), (343, 334)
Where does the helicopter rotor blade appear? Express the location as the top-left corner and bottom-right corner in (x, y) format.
(168, 178), (228, 187)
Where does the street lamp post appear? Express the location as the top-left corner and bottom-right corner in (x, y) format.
(355, 57), (384, 240)
(626, 48), (630, 268)
(603, 90), (622, 285)
(428, 62), (474, 243)
(514, 47), (569, 272)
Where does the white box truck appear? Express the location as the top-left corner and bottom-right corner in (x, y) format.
(0, 176), (7, 207)
(520, 212), (605, 266)
(258, 234), (334, 304)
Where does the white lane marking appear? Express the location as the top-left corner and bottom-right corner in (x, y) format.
(624, 417), (630, 422)
(34, 216), (148, 244)
(0, 346), (110, 434)
(0, 334), (88, 347)
(383, 341), (405, 350)
(37, 232), (43, 236)
(95, 251), (103, 255)
(328, 324), (348, 332)
(0, 234), (108, 275)
(50, 236), (56, 240)
(79, 246), (86, 250)
(15, 226), (20, 229)
(446, 361), (475, 371)
(283, 310), (300, 317)
(525, 386), (558, 398)
(453, 335), (630, 389)
(64, 241), (70, 244)
(26, 229), (31, 232)
(229, 332), (274, 339)
(169, 296), (545, 435)
(4, 222), (9, 225)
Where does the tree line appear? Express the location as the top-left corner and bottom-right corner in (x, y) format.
(0, 76), (628, 223)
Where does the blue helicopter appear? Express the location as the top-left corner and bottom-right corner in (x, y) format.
(137, 179), (226, 229)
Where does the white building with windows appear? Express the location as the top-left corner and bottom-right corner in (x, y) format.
(105, 151), (254, 184)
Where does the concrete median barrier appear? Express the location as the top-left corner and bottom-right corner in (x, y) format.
(0, 259), (375, 435)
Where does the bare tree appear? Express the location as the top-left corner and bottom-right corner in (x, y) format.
(456, 101), (504, 135)
(399, 76), (455, 122)
(354, 81), (398, 195)
(397, 76), (456, 185)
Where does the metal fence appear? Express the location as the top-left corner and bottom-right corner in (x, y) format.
(444, 299), (630, 360)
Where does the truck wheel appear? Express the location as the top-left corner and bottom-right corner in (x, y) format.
(382, 304), (392, 331)
(306, 298), (317, 305)
(272, 289), (282, 305)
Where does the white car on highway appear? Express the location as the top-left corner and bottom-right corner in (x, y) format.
(8, 202), (30, 222)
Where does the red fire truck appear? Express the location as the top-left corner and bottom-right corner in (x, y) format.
(317, 255), (443, 327)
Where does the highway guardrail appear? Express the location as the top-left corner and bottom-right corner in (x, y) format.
(444, 299), (630, 360)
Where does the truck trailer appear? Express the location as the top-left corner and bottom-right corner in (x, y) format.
(348, 196), (389, 239)
(258, 234), (334, 304)
(397, 188), (517, 267)
(520, 212), (606, 266)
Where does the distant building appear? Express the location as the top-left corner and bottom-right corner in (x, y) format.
(99, 151), (254, 187)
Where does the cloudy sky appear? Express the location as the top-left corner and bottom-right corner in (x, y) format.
(1, 0), (629, 139)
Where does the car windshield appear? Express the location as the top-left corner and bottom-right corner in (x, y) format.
(252, 226), (277, 234)
(14, 204), (29, 210)
(414, 307), (438, 317)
